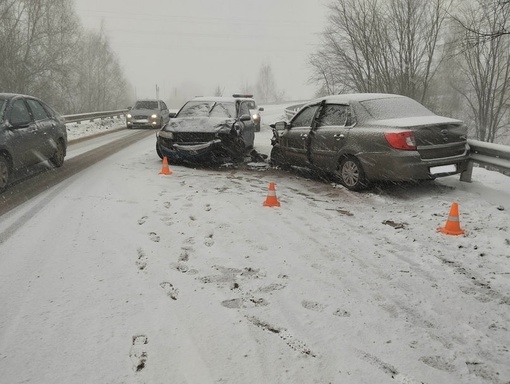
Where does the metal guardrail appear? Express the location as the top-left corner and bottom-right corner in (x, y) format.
(461, 140), (510, 182)
(63, 109), (128, 124)
(283, 103), (510, 181)
(284, 103), (304, 119)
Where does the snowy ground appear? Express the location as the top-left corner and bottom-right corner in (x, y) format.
(1, 104), (509, 384)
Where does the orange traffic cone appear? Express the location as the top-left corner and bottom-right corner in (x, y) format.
(437, 202), (464, 235)
(263, 182), (280, 207)
(159, 156), (172, 175)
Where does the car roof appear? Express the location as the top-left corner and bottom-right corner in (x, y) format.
(0, 93), (36, 100)
(189, 95), (257, 102)
(306, 93), (408, 105)
(189, 96), (241, 103)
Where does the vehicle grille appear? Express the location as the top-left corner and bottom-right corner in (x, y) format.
(174, 132), (217, 143)
(134, 115), (148, 119)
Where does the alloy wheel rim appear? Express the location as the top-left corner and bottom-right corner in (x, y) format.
(342, 161), (359, 187)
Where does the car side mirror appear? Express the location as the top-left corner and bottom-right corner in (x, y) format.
(169, 112), (176, 118)
(240, 114), (251, 121)
(259, 107), (264, 112)
(273, 121), (288, 130)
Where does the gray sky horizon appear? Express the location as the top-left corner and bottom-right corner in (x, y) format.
(74, 0), (328, 105)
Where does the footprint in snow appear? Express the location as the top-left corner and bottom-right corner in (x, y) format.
(160, 282), (179, 300)
(204, 234), (214, 247)
(129, 335), (148, 372)
(138, 216), (148, 225)
(149, 232), (160, 242)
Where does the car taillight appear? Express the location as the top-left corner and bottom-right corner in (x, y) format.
(384, 131), (417, 150)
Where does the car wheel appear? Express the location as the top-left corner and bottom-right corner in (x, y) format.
(49, 139), (66, 167)
(336, 156), (368, 191)
(0, 155), (10, 193)
(270, 145), (290, 170)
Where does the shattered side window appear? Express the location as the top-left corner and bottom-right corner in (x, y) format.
(319, 104), (349, 126)
(291, 105), (318, 128)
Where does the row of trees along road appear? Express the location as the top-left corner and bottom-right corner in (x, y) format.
(309, 0), (510, 144)
(0, 0), (130, 114)
(2, 0), (510, 144)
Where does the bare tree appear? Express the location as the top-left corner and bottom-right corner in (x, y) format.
(213, 85), (224, 97)
(255, 63), (285, 103)
(73, 24), (130, 112)
(0, 0), (129, 113)
(451, 0), (510, 142)
(0, 0), (81, 110)
(452, 0), (510, 41)
(310, 0), (453, 103)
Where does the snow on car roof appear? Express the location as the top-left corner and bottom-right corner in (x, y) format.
(307, 93), (408, 105)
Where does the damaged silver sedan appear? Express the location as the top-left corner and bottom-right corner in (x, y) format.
(156, 96), (256, 164)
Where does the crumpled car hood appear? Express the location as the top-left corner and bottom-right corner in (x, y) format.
(163, 117), (235, 132)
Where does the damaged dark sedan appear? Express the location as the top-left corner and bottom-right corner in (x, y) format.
(156, 96), (256, 164)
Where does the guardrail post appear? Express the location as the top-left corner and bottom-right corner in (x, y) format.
(460, 160), (473, 182)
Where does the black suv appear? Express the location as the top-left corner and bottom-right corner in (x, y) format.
(0, 93), (68, 193)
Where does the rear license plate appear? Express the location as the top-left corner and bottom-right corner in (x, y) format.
(430, 164), (456, 174)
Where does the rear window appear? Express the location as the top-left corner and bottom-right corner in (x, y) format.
(360, 97), (435, 120)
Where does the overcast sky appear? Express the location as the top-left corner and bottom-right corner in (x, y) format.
(74, 0), (328, 103)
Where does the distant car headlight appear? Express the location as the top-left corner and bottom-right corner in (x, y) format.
(126, 113), (132, 118)
(252, 113), (260, 121)
(151, 114), (158, 119)
(158, 131), (174, 139)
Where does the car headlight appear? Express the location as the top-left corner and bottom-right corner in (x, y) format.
(158, 131), (174, 139)
(126, 113), (132, 118)
(252, 113), (260, 122)
(151, 114), (158, 119)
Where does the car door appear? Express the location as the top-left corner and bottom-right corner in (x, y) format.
(25, 98), (55, 159)
(7, 98), (39, 167)
(279, 104), (319, 167)
(309, 103), (353, 172)
(160, 101), (170, 124)
(239, 100), (255, 146)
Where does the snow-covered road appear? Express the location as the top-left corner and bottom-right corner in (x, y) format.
(1, 104), (509, 384)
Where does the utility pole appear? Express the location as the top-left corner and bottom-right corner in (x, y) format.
(156, 84), (160, 99)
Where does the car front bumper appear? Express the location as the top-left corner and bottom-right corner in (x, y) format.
(157, 138), (239, 163)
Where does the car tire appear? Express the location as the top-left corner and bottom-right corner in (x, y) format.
(336, 156), (368, 191)
(156, 143), (163, 159)
(269, 145), (290, 170)
(0, 155), (10, 193)
(49, 139), (66, 167)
